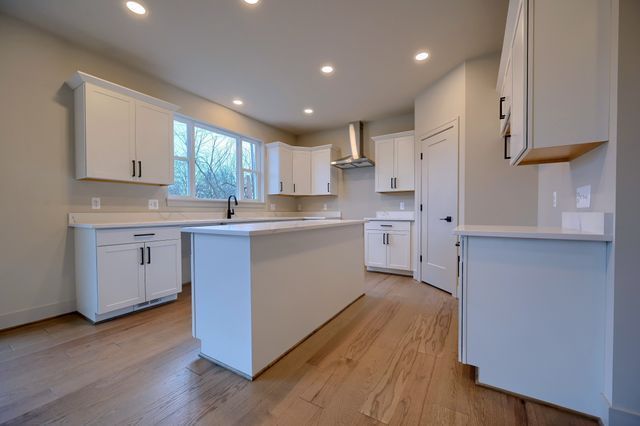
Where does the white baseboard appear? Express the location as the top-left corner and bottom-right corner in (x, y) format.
(0, 299), (76, 331)
(609, 405), (640, 426)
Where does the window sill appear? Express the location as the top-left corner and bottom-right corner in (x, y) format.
(167, 197), (265, 209)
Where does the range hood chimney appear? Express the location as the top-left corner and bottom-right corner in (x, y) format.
(331, 121), (374, 169)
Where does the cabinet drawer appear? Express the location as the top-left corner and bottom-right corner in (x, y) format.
(96, 227), (181, 246)
(365, 221), (410, 232)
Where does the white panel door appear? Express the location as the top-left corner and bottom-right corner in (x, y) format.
(387, 232), (411, 271)
(365, 231), (387, 268)
(375, 138), (395, 192)
(135, 101), (173, 185)
(421, 123), (458, 294)
(144, 240), (181, 300)
(509, 0), (528, 164)
(84, 84), (135, 181)
(394, 136), (415, 191)
(311, 149), (331, 195)
(292, 150), (311, 195)
(97, 243), (145, 314)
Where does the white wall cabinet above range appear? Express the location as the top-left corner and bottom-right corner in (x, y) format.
(372, 131), (415, 192)
(66, 71), (180, 185)
(266, 142), (339, 196)
(498, 0), (610, 165)
(364, 220), (412, 274)
(74, 226), (182, 322)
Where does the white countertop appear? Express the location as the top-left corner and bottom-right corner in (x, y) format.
(454, 225), (612, 242)
(69, 216), (328, 229)
(364, 217), (414, 222)
(183, 219), (364, 237)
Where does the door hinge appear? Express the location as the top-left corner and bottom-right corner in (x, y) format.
(420, 153), (423, 160)
(419, 255), (423, 262)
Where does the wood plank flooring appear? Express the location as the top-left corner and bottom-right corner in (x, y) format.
(0, 272), (598, 425)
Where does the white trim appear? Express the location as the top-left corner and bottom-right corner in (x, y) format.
(166, 197), (265, 208)
(371, 130), (415, 142)
(65, 71), (180, 111)
(0, 299), (76, 331)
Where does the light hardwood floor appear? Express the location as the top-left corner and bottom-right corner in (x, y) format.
(0, 272), (597, 425)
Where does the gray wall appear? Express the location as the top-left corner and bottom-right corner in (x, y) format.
(414, 55), (538, 227)
(0, 14), (297, 328)
(296, 113), (415, 219)
(610, 0), (640, 422)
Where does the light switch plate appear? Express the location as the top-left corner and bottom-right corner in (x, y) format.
(323, 203), (328, 211)
(148, 199), (159, 210)
(91, 197), (101, 209)
(297, 204), (302, 211)
(400, 201), (405, 211)
(576, 185), (591, 209)
(269, 203), (276, 211)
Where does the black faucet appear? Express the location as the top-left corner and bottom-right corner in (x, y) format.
(227, 195), (238, 219)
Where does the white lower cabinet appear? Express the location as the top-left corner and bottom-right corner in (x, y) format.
(364, 221), (412, 274)
(75, 226), (182, 322)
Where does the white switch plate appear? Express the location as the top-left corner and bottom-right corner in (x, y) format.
(400, 201), (405, 210)
(269, 203), (276, 211)
(576, 185), (591, 209)
(91, 197), (101, 209)
(297, 204), (302, 211)
(148, 199), (159, 210)
(323, 203), (328, 211)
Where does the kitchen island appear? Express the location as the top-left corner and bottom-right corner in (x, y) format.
(182, 219), (365, 379)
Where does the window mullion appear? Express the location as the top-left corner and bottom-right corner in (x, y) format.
(188, 120), (196, 198)
(236, 137), (242, 200)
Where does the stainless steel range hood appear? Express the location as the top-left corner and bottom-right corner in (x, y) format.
(331, 121), (374, 169)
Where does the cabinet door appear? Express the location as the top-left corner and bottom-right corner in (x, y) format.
(375, 138), (395, 192)
(144, 240), (181, 300)
(97, 243), (145, 314)
(500, 58), (513, 136)
(394, 136), (415, 191)
(311, 149), (331, 195)
(509, 0), (528, 165)
(84, 84), (135, 181)
(387, 232), (411, 271)
(365, 231), (388, 268)
(135, 101), (173, 185)
(267, 145), (293, 195)
(292, 150), (311, 195)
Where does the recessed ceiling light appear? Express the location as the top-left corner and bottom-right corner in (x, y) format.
(304, 108), (314, 115)
(243, 0), (260, 4)
(321, 65), (335, 75)
(125, 1), (147, 15)
(415, 51), (430, 62)
(232, 99), (244, 106)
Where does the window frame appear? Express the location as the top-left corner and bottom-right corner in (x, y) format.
(167, 114), (264, 205)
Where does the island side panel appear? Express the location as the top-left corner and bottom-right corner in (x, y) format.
(192, 233), (253, 377)
(464, 236), (606, 416)
(249, 224), (365, 375)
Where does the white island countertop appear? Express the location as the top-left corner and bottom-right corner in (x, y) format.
(183, 219), (364, 237)
(454, 225), (612, 242)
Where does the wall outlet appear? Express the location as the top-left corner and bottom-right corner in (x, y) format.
(297, 203), (302, 211)
(400, 201), (405, 211)
(148, 199), (159, 210)
(576, 185), (591, 209)
(323, 203), (328, 211)
(91, 197), (101, 209)
(269, 203), (276, 211)
(553, 191), (558, 208)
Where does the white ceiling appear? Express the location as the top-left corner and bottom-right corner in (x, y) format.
(0, 0), (508, 135)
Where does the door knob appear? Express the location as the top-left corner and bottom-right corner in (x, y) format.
(439, 216), (452, 223)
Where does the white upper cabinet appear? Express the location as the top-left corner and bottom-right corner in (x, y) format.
(66, 71), (179, 185)
(373, 131), (415, 192)
(311, 146), (339, 195)
(291, 150), (311, 195)
(267, 142), (339, 196)
(498, 0), (610, 165)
